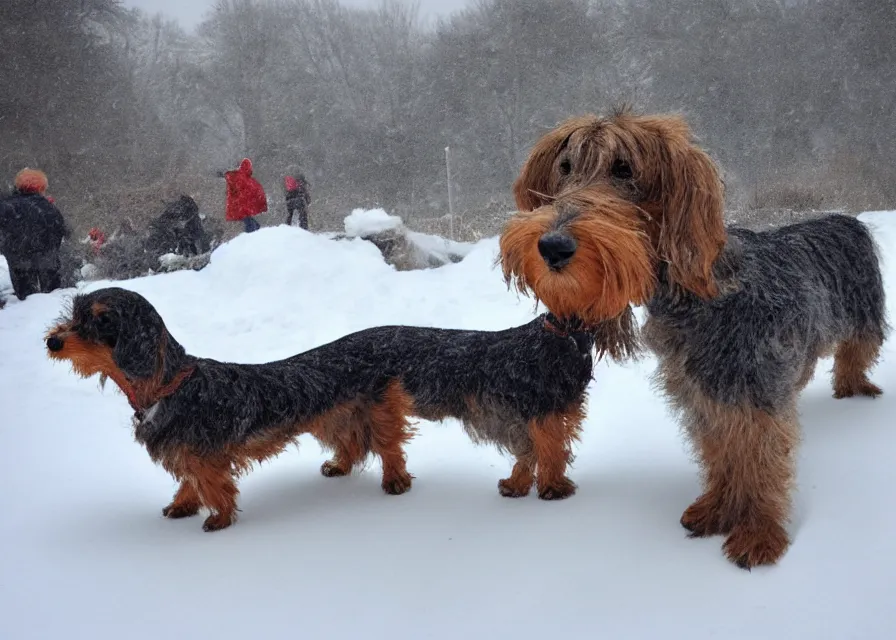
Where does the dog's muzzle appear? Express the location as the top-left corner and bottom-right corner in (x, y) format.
(46, 336), (65, 352)
(538, 232), (577, 270)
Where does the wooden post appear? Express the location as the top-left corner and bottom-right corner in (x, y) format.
(445, 145), (455, 240)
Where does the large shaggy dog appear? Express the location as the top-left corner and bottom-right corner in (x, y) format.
(499, 109), (888, 569)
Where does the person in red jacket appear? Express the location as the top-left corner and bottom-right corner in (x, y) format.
(221, 158), (267, 233)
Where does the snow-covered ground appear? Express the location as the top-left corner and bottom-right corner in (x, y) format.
(2, 212), (895, 639)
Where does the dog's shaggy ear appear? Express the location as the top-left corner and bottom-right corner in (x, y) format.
(111, 304), (167, 381)
(513, 144), (556, 211)
(643, 115), (727, 299)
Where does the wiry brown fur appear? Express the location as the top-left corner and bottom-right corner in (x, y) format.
(500, 190), (655, 324)
(317, 382), (417, 495)
(654, 344), (797, 568)
(832, 336), (884, 399)
(529, 402), (585, 499)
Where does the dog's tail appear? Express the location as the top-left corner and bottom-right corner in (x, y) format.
(842, 215), (889, 345)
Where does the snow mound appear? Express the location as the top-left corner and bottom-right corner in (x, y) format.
(343, 207), (403, 236)
(341, 207), (474, 270)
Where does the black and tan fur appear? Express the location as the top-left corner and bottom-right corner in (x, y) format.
(47, 287), (636, 531)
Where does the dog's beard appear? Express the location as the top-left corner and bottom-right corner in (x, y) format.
(500, 197), (655, 325)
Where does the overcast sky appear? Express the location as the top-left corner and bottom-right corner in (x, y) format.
(121, 0), (470, 30)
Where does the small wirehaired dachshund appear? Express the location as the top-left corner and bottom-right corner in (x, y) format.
(500, 108), (888, 569)
(47, 287), (637, 531)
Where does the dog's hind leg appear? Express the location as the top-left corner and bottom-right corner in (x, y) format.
(531, 403), (584, 500)
(321, 450), (358, 477)
(321, 427), (367, 478)
(369, 382), (417, 495)
(162, 480), (201, 519)
(312, 403), (368, 478)
(833, 335), (883, 398)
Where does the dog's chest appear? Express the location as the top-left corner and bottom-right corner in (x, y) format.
(132, 400), (175, 459)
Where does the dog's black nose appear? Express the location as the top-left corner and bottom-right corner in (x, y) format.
(538, 232), (577, 269)
(46, 336), (64, 352)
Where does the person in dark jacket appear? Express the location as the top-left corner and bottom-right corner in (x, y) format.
(147, 195), (210, 257)
(0, 169), (68, 300)
(283, 171), (311, 229)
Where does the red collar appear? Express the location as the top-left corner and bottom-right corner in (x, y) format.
(543, 315), (568, 337)
(127, 366), (195, 420)
(543, 313), (587, 337)
(542, 314), (597, 354)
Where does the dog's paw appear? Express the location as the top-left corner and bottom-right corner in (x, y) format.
(162, 502), (200, 519)
(320, 459), (350, 477)
(498, 478), (531, 498)
(680, 494), (728, 537)
(722, 520), (790, 570)
(537, 477), (577, 501)
(202, 513), (234, 532)
(834, 379), (882, 399)
(382, 472), (413, 495)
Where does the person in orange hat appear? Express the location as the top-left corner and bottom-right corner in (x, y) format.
(0, 168), (68, 300)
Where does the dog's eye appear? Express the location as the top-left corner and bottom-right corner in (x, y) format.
(558, 158), (572, 176)
(610, 159), (633, 180)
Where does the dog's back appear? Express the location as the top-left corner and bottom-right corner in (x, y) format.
(390, 317), (594, 415)
(729, 214), (887, 343)
(647, 213), (887, 411)
(140, 317), (596, 458)
(322, 317), (596, 455)
(137, 344), (393, 457)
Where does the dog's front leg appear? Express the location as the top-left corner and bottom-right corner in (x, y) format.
(530, 413), (578, 500)
(162, 480), (201, 519)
